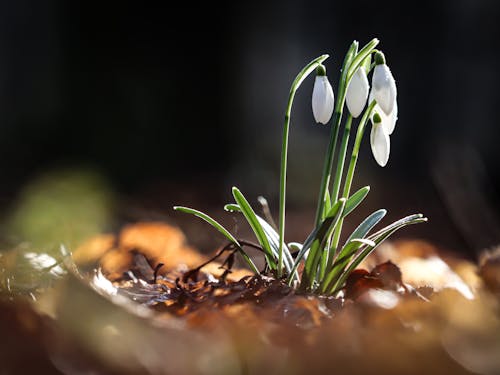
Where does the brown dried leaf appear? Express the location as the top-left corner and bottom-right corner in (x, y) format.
(479, 246), (500, 295)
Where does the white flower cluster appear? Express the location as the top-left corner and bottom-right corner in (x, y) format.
(311, 51), (397, 167)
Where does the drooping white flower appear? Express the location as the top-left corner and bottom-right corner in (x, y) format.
(370, 112), (390, 167)
(369, 91), (398, 135)
(371, 52), (397, 116)
(312, 65), (335, 124)
(346, 66), (369, 118)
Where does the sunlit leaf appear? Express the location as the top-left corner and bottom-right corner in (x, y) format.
(231, 187), (277, 270)
(173, 206), (259, 273)
(342, 186), (370, 218)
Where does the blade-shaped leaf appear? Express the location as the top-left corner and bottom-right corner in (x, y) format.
(368, 214), (426, 241)
(343, 186), (370, 218)
(330, 214), (427, 294)
(231, 187), (277, 270)
(173, 206), (259, 273)
(224, 203), (297, 280)
(322, 189), (332, 220)
(320, 238), (375, 293)
(345, 209), (387, 244)
(288, 198), (348, 286)
(174, 206), (240, 245)
(300, 198), (347, 290)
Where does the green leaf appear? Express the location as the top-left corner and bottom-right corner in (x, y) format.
(368, 214), (426, 241)
(173, 206), (259, 274)
(299, 198), (346, 290)
(361, 53), (372, 73)
(320, 238), (375, 293)
(330, 214), (427, 294)
(289, 198), (348, 286)
(224, 203), (240, 212)
(322, 189), (332, 220)
(347, 38), (379, 80)
(343, 186), (370, 218)
(174, 206), (240, 245)
(345, 209), (387, 244)
(224, 202), (298, 280)
(231, 187), (277, 270)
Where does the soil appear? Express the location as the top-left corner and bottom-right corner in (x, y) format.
(1, 222), (500, 375)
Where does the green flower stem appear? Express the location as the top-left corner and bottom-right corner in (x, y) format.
(314, 110), (342, 226)
(321, 114), (352, 272)
(314, 42), (358, 228)
(330, 114), (353, 203)
(330, 100), (377, 255)
(278, 54), (329, 278)
(346, 38), (379, 82)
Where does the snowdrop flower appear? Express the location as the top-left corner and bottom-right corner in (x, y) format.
(369, 90), (398, 135)
(371, 52), (397, 115)
(370, 112), (390, 167)
(312, 64), (335, 124)
(346, 66), (369, 118)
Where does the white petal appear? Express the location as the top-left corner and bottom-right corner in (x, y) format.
(384, 100), (398, 135)
(312, 75), (335, 124)
(372, 64), (397, 115)
(346, 67), (369, 118)
(370, 122), (390, 167)
(369, 91), (398, 135)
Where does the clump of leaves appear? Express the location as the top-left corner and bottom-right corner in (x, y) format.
(175, 39), (427, 296)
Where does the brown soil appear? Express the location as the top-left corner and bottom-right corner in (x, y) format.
(2, 222), (500, 375)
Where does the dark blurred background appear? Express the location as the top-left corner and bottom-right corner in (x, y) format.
(1, 0), (499, 257)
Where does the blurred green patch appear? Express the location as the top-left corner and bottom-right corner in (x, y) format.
(1, 168), (115, 294)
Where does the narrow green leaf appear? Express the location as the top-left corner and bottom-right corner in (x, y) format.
(224, 203), (240, 212)
(257, 216), (294, 273)
(361, 54), (372, 74)
(322, 189), (332, 220)
(345, 209), (387, 244)
(287, 242), (302, 254)
(231, 187), (277, 270)
(300, 198), (346, 290)
(320, 238), (374, 292)
(347, 38), (379, 81)
(174, 206), (240, 245)
(330, 214), (427, 294)
(173, 206), (259, 274)
(343, 186), (370, 218)
(368, 214), (426, 241)
(288, 198), (348, 285)
(224, 202), (298, 280)
(319, 209), (385, 291)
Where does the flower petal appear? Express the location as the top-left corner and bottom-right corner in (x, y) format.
(371, 64), (397, 115)
(369, 91), (397, 135)
(346, 67), (369, 118)
(370, 122), (390, 167)
(312, 76), (335, 124)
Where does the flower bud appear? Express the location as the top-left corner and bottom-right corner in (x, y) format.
(370, 112), (390, 167)
(312, 65), (335, 124)
(346, 66), (369, 118)
(369, 91), (398, 135)
(371, 52), (397, 115)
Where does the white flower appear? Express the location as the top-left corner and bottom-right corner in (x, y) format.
(346, 66), (369, 118)
(371, 53), (397, 116)
(370, 112), (390, 167)
(369, 91), (398, 135)
(312, 67), (335, 124)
